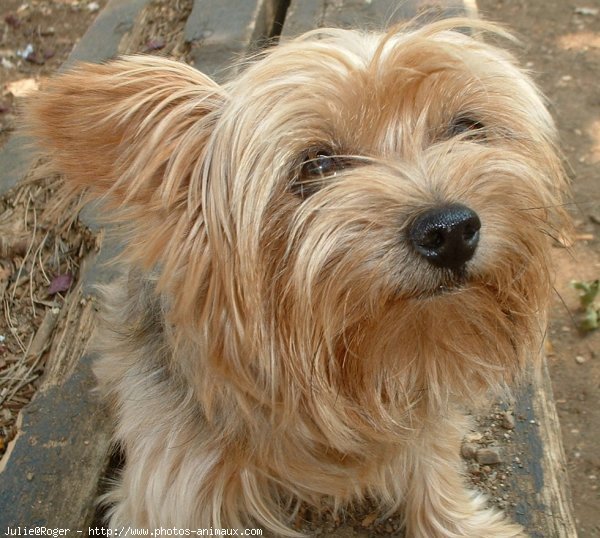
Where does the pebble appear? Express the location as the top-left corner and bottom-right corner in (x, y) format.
(461, 442), (478, 460)
(575, 355), (587, 364)
(476, 447), (503, 465)
(501, 412), (515, 430)
(17, 43), (34, 59)
(464, 432), (483, 443)
(575, 7), (599, 16)
(361, 513), (377, 528)
(1, 57), (15, 69)
(467, 462), (480, 474)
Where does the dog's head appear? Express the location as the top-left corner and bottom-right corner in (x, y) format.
(28, 19), (568, 439)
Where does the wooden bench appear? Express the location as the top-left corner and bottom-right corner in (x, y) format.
(0, 1), (576, 535)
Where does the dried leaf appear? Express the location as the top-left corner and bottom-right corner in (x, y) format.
(48, 273), (73, 295)
(25, 52), (46, 65)
(361, 512), (377, 528)
(146, 38), (166, 52)
(5, 78), (39, 98)
(4, 13), (21, 28)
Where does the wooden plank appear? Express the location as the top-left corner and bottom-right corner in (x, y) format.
(279, 0), (323, 38)
(282, 0), (471, 38)
(532, 361), (577, 537)
(506, 364), (578, 537)
(0, 135), (32, 197)
(0, 352), (111, 530)
(184, 0), (281, 80)
(64, 0), (151, 68)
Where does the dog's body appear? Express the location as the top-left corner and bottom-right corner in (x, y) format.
(28, 19), (567, 537)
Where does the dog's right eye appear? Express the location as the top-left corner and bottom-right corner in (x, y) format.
(449, 116), (486, 140)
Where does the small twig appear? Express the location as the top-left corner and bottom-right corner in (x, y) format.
(32, 299), (59, 308)
(2, 298), (26, 353)
(34, 231), (51, 282)
(0, 308), (60, 406)
(10, 221), (38, 302)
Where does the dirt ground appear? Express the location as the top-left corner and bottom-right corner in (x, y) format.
(0, 0), (599, 536)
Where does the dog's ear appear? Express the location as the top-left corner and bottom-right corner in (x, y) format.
(26, 55), (225, 272)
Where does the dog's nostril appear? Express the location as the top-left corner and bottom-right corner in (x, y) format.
(409, 204), (481, 270)
(418, 228), (445, 250)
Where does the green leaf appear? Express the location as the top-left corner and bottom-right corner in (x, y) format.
(571, 279), (600, 309)
(581, 306), (599, 332)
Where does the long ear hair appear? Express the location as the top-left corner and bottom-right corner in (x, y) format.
(26, 55), (226, 278)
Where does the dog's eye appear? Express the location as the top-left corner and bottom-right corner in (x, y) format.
(292, 150), (342, 199)
(301, 151), (338, 178)
(449, 117), (486, 140)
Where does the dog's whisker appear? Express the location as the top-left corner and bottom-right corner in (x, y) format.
(552, 286), (581, 333)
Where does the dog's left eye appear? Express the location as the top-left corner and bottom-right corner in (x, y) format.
(301, 151), (339, 178)
(292, 150), (342, 199)
(449, 117), (486, 140)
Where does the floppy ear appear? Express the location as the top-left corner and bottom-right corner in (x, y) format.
(26, 55), (225, 272)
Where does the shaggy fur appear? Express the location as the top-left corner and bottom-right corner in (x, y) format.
(27, 19), (568, 537)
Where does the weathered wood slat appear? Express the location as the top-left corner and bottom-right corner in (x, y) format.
(533, 361), (577, 537)
(184, 0), (281, 80)
(507, 364), (578, 537)
(282, 0), (470, 38)
(0, 353), (110, 529)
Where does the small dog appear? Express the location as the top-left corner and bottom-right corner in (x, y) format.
(27, 18), (568, 537)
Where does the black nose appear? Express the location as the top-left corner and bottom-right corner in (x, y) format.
(409, 204), (481, 270)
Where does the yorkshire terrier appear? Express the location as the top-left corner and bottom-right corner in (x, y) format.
(27, 18), (568, 538)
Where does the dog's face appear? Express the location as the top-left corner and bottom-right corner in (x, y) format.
(30, 20), (567, 443)
(199, 23), (566, 417)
